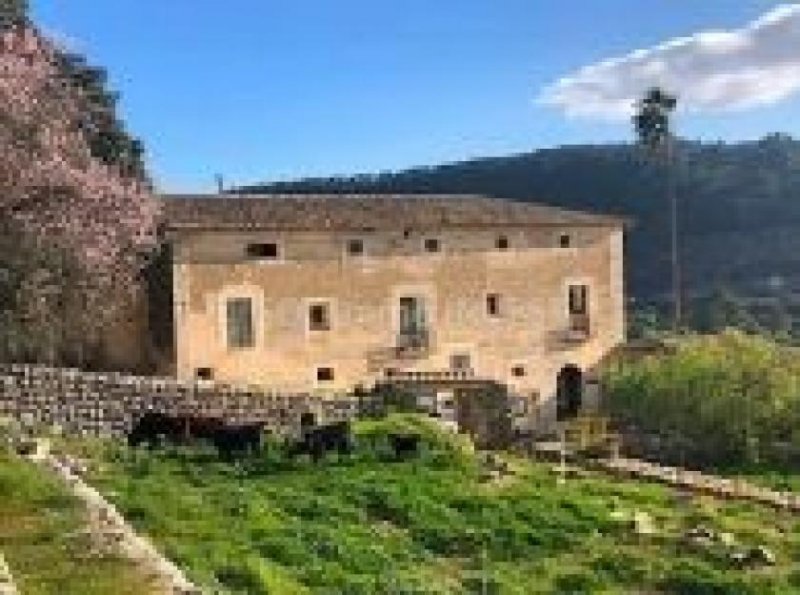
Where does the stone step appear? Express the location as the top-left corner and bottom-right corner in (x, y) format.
(596, 457), (799, 513)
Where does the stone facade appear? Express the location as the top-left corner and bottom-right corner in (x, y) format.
(164, 194), (626, 433)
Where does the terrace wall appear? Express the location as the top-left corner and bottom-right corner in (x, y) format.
(0, 364), (371, 438)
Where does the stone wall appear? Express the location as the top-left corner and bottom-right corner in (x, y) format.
(0, 364), (373, 439)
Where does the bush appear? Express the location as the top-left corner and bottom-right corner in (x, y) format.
(604, 331), (800, 467)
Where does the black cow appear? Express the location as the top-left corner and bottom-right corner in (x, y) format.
(127, 411), (264, 460)
(388, 432), (421, 460)
(288, 420), (353, 462)
(212, 422), (265, 460)
(127, 411), (185, 449)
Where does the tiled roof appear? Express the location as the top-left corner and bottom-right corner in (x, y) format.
(161, 194), (626, 231)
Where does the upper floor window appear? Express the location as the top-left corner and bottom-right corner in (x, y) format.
(568, 285), (588, 315)
(424, 237), (441, 253)
(496, 235), (509, 250)
(559, 233), (572, 249)
(246, 242), (278, 260)
(308, 302), (331, 331)
(346, 238), (364, 256)
(226, 297), (254, 348)
(511, 364), (526, 377)
(567, 284), (591, 336)
(486, 293), (502, 317)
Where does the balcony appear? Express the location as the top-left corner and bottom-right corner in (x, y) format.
(365, 329), (431, 374)
(395, 329), (431, 357)
(565, 314), (591, 343)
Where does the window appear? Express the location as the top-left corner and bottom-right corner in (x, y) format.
(424, 237), (440, 253)
(196, 367), (214, 380)
(559, 233), (571, 248)
(246, 242), (278, 259)
(316, 366), (334, 382)
(226, 297), (254, 348)
(568, 285), (588, 315)
(511, 365), (526, 378)
(450, 353), (472, 371)
(346, 238), (364, 256)
(308, 302), (331, 331)
(496, 235), (509, 250)
(399, 296), (427, 335)
(486, 293), (502, 317)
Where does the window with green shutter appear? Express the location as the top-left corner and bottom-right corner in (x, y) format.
(227, 297), (254, 348)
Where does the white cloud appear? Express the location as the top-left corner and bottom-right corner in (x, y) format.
(538, 4), (800, 119)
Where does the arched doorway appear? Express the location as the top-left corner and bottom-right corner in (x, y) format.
(557, 365), (582, 421)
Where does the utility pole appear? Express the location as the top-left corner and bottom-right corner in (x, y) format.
(667, 136), (681, 331)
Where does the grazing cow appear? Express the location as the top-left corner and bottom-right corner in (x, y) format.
(127, 411), (264, 460)
(213, 422), (265, 460)
(127, 411), (184, 449)
(289, 420), (353, 462)
(388, 432), (420, 460)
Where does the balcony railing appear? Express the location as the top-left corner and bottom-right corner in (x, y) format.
(565, 314), (591, 342)
(396, 329), (430, 354)
(383, 368), (475, 382)
(365, 329), (432, 374)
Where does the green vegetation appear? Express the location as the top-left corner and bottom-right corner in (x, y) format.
(0, 450), (155, 595)
(604, 330), (800, 469)
(61, 415), (799, 594)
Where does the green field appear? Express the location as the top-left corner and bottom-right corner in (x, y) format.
(0, 450), (156, 595)
(59, 415), (800, 594)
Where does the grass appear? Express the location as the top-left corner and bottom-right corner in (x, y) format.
(0, 450), (157, 595)
(61, 415), (800, 594)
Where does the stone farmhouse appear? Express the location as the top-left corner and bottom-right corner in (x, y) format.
(155, 194), (626, 432)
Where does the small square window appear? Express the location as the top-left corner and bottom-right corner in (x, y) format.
(316, 367), (334, 382)
(424, 237), (440, 253)
(496, 235), (509, 250)
(559, 234), (571, 248)
(309, 303), (331, 331)
(512, 365), (526, 378)
(196, 367), (214, 380)
(347, 238), (364, 256)
(246, 242), (278, 259)
(450, 354), (471, 371)
(486, 293), (501, 317)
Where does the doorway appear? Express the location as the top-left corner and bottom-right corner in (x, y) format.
(556, 364), (582, 421)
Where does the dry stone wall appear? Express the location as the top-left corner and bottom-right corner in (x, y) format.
(0, 364), (375, 438)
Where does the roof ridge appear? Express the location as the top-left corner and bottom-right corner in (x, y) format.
(160, 193), (628, 230)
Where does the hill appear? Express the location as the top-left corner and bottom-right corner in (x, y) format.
(239, 134), (800, 331)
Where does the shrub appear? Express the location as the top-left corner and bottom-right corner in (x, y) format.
(604, 331), (800, 467)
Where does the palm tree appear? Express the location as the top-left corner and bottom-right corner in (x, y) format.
(634, 87), (680, 331)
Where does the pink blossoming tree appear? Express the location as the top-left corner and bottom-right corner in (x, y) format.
(1, 20), (161, 369)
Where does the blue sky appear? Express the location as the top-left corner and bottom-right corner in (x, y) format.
(32, 1), (800, 192)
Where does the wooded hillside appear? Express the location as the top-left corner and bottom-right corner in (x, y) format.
(240, 135), (800, 332)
